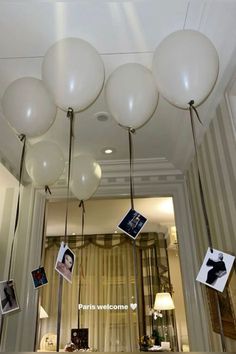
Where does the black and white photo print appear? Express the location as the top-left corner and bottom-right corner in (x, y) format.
(196, 247), (235, 292)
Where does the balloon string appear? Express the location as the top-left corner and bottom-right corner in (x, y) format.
(0, 134), (26, 346)
(8, 134), (26, 280)
(188, 101), (213, 253)
(78, 200), (85, 329)
(64, 107), (74, 245)
(128, 129), (135, 210)
(56, 108), (74, 352)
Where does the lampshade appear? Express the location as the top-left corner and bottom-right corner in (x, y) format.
(40, 305), (49, 319)
(154, 292), (175, 310)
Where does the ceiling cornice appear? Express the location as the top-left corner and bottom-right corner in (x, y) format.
(46, 157), (184, 199)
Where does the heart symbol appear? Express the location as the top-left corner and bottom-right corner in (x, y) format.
(130, 302), (137, 310)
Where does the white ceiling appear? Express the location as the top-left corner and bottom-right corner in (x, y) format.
(46, 197), (175, 236)
(0, 0), (236, 177)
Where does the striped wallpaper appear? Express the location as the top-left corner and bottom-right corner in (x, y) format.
(186, 97), (236, 351)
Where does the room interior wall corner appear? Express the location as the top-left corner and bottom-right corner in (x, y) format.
(185, 95), (236, 352)
(2, 184), (46, 352)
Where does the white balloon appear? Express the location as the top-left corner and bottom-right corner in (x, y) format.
(25, 141), (65, 186)
(152, 30), (219, 109)
(2, 77), (56, 137)
(105, 63), (159, 129)
(71, 154), (102, 201)
(42, 37), (105, 112)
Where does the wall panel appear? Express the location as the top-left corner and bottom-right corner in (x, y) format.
(186, 97), (236, 351)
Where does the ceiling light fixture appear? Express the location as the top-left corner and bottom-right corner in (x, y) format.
(104, 148), (113, 154)
(95, 112), (109, 122)
(102, 147), (116, 155)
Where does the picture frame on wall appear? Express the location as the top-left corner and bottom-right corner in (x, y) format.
(206, 271), (236, 339)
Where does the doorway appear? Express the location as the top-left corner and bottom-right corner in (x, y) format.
(36, 196), (189, 352)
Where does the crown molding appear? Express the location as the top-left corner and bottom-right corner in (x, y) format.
(43, 157), (184, 200)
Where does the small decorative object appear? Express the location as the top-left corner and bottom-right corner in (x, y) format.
(196, 247), (235, 292)
(40, 333), (57, 352)
(64, 342), (77, 352)
(118, 208), (147, 240)
(71, 328), (89, 349)
(139, 335), (152, 351)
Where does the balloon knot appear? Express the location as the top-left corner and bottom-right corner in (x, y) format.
(67, 107), (74, 119)
(129, 128), (136, 134)
(188, 100), (195, 107)
(18, 134), (26, 142)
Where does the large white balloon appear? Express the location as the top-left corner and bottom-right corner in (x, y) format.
(42, 37), (105, 112)
(152, 30), (219, 109)
(105, 63), (159, 129)
(70, 154), (102, 201)
(25, 141), (65, 186)
(2, 77), (56, 137)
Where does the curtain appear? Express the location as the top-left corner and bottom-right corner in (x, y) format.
(39, 233), (174, 352)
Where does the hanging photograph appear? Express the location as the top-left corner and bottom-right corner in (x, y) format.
(31, 266), (48, 289)
(118, 208), (147, 240)
(196, 247), (235, 292)
(0, 279), (20, 315)
(55, 242), (75, 283)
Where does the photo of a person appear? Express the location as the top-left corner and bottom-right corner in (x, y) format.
(55, 242), (75, 283)
(196, 247), (235, 292)
(118, 208), (148, 240)
(31, 266), (48, 289)
(206, 253), (227, 286)
(0, 280), (20, 315)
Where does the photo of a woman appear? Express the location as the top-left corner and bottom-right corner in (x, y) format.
(0, 280), (19, 314)
(55, 242), (75, 283)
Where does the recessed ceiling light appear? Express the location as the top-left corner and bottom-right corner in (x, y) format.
(105, 148), (113, 154)
(102, 147), (116, 155)
(95, 112), (109, 122)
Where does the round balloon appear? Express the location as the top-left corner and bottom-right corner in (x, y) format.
(42, 37), (105, 112)
(25, 141), (65, 186)
(152, 30), (219, 109)
(2, 77), (56, 137)
(70, 154), (102, 201)
(105, 63), (158, 129)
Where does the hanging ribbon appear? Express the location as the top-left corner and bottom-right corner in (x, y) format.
(188, 100), (213, 252)
(56, 107), (74, 352)
(188, 100), (226, 352)
(127, 128), (141, 342)
(8, 134), (26, 280)
(77, 200), (85, 329)
(0, 134), (26, 346)
(128, 128), (135, 210)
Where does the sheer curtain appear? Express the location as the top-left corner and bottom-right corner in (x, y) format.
(39, 232), (174, 351)
(40, 235), (139, 352)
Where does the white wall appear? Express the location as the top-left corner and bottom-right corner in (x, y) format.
(186, 96), (236, 352)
